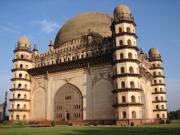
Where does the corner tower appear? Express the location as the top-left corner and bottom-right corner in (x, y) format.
(112, 4), (143, 126)
(149, 48), (167, 120)
(9, 36), (32, 121)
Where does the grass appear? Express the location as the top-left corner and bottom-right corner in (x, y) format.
(0, 123), (180, 135)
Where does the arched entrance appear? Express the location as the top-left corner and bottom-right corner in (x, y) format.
(54, 83), (83, 122)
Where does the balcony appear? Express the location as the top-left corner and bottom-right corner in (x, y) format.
(114, 45), (139, 51)
(10, 88), (30, 92)
(14, 47), (31, 53)
(112, 73), (141, 79)
(9, 98), (30, 102)
(112, 102), (143, 107)
(114, 32), (138, 39)
(152, 91), (166, 94)
(153, 109), (167, 112)
(112, 88), (143, 93)
(152, 100), (167, 103)
(153, 75), (165, 78)
(12, 58), (32, 63)
(114, 58), (140, 64)
(9, 108), (30, 112)
(11, 78), (31, 82)
(152, 83), (166, 86)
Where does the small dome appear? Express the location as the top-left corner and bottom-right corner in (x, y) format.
(114, 4), (131, 15)
(149, 48), (160, 58)
(18, 36), (30, 48)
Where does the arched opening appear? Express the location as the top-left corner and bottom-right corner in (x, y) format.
(162, 114), (165, 118)
(20, 64), (23, 68)
(23, 104), (26, 109)
(157, 114), (160, 118)
(122, 111), (127, 119)
(16, 115), (20, 120)
(121, 67), (125, 73)
(17, 104), (20, 109)
(127, 39), (132, 45)
(122, 96), (126, 103)
(132, 111), (136, 119)
(161, 105), (164, 109)
(161, 96), (163, 101)
(129, 67), (134, 74)
(119, 40), (123, 46)
(128, 52), (133, 59)
(19, 73), (22, 78)
(131, 95), (136, 103)
(21, 55), (24, 59)
(17, 94), (21, 99)
(23, 114), (26, 120)
(127, 27), (131, 33)
(121, 81), (125, 88)
(24, 94), (27, 99)
(18, 83), (21, 88)
(120, 53), (124, 59)
(119, 27), (122, 33)
(25, 74), (28, 79)
(155, 96), (158, 101)
(54, 83), (83, 121)
(130, 81), (135, 88)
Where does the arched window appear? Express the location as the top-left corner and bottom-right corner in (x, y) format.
(19, 73), (22, 78)
(119, 27), (122, 33)
(156, 105), (159, 109)
(127, 27), (130, 33)
(132, 111), (136, 119)
(158, 72), (161, 75)
(130, 81), (135, 88)
(121, 81), (125, 88)
(24, 94), (27, 99)
(122, 111), (126, 119)
(17, 104), (20, 109)
(23, 104), (26, 109)
(120, 53), (124, 59)
(154, 80), (157, 84)
(25, 74), (28, 79)
(12, 104), (14, 109)
(17, 94), (21, 99)
(155, 96), (158, 101)
(131, 95), (136, 103)
(119, 40), (123, 46)
(161, 96), (163, 101)
(127, 39), (132, 45)
(21, 55), (24, 59)
(162, 114), (165, 118)
(153, 72), (156, 76)
(24, 84), (27, 89)
(23, 114), (26, 120)
(18, 83), (21, 88)
(159, 80), (162, 83)
(160, 88), (163, 92)
(121, 67), (125, 73)
(161, 105), (164, 109)
(122, 96), (126, 103)
(20, 64), (23, 68)
(129, 67), (134, 74)
(128, 52), (133, 59)
(16, 115), (20, 120)
(155, 88), (158, 92)
(157, 114), (160, 118)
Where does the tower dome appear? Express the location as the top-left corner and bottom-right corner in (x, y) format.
(149, 48), (160, 58)
(114, 4), (131, 15)
(18, 36), (30, 48)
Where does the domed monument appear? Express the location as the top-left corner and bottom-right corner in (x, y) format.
(9, 4), (167, 126)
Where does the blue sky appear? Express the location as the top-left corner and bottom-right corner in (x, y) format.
(0, 0), (179, 111)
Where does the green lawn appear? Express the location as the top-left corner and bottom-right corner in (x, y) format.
(0, 123), (180, 135)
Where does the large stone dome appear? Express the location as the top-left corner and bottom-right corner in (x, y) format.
(54, 12), (112, 47)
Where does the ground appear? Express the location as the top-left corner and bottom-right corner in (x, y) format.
(0, 122), (180, 135)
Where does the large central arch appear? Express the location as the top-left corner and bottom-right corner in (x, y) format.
(54, 83), (83, 121)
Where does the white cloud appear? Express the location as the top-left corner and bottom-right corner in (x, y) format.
(0, 22), (18, 33)
(32, 19), (60, 34)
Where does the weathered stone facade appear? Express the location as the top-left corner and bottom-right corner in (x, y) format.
(9, 4), (167, 126)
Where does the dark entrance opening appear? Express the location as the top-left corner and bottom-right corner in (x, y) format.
(67, 113), (70, 121)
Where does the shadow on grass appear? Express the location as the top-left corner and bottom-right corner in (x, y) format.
(61, 127), (180, 135)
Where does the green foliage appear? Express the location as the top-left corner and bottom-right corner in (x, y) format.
(14, 121), (25, 128)
(50, 121), (56, 127)
(2, 121), (9, 125)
